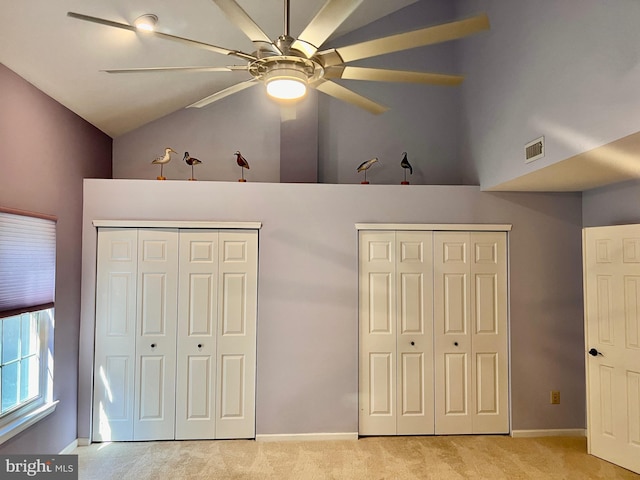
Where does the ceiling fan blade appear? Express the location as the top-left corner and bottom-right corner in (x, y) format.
(291, 0), (363, 58)
(312, 80), (388, 114)
(211, 0), (281, 53)
(317, 13), (490, 66)
(103, 66), (249, 74)
(186, 79), (259, 108)
(67, 12), (256, 61)
(324, 66), (464, 86)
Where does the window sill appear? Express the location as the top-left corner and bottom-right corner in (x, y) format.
(0, 400), (59, 445)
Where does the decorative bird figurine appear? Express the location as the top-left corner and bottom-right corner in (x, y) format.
(400, 152), (413, 185)
(234, 151), (250, 182)
(183, 151), (202, 181)
(357, 157), (379, 184)
(152, 147), (177, 180)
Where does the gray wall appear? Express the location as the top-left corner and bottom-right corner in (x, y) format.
(0, 64), (112, 454)
(456, 0), (640, 188)
(79, 180), (584, 437)
(583, 179), (640, 227)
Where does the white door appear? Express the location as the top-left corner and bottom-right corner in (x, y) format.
(93, 228), (138, 441)
(133, 229), (178, 441)
(359, 231), (434, 435)
(434, 231), (508, 434)
(584, 225), (640, 474)
(215, 230), (258, 439)
(175, 230), (219, 440)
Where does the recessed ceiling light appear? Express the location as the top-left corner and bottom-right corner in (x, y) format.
(133, 14), (158, 32)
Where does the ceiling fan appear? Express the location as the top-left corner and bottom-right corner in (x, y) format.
(67, 0), (489, 114)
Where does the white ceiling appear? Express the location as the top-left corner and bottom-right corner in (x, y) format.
(0, 0), (418, 137)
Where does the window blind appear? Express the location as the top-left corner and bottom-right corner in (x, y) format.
(0, 208), (57, 318)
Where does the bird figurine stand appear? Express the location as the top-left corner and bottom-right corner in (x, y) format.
(234, 151), (250, 182)
(400, 152), (413, 185)
(183, 152), (202, 181)
(357, 157), (379, 184)
(152, 147), (177, 180)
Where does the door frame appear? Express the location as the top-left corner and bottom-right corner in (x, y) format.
(356, 223), (512, 436)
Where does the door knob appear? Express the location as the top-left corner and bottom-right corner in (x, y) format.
(410, 341), (415, 346)
(588, 348), (603, 357)
(197, 344), (203, 349)
(150, 343), (156, 348)
(454, 342), (459, 347)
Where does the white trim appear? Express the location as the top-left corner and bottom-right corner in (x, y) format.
(92, 220), (262, 229)
(77, 438), (91, 447)
(355, 223), (512, 232)
(511, 429), (586, 438)
(59, 439), (78, 454)
(0, 400), (58, 445)
(256, 433), (359, 442)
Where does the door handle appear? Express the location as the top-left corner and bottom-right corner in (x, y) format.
(588, 348), (603, 357)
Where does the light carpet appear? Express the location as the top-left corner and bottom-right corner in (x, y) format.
(74, 435), (639, 479)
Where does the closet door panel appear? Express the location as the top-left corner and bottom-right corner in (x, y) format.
(215, 230), (257, 439)
(396, 231), (434, 435)
(359, 231), (397, 435)
(134, 229), (178, 441)
(94, 228), (138, 441)
(176, 230), (219, 440)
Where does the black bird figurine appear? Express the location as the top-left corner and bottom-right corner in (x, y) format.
(400, 152), (413, 184)
(152, 147), (177, 180)
(183, 152), (202, 181)
(234, 151), (250, 182)
(356, 157), (379, 184)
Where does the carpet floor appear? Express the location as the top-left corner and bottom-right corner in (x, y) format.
(74, 436), (639, 480)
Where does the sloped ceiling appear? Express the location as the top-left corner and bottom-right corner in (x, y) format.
(0, 0), (418, 137)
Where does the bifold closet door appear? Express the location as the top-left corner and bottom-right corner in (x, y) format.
(359, 231), (434, 436)
(433, 231), (508, 434)
(93, 228), (138, 442)
(133, 229), (178, 441)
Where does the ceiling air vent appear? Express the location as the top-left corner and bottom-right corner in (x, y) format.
(525, 136), (544, 163)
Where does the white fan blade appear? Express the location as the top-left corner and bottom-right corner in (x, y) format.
(317, 13), (490, 66)
(291, 0), (363, 58)
(103, 66), (249, 73)
(312, 80), (388, 114)
(211, 0), (281, 53)
(324, 66), (464, 86)
(67, 12), (256, 61)
(187, 79), (259, 108)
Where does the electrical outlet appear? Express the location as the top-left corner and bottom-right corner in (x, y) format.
(550, 391), (561, 405)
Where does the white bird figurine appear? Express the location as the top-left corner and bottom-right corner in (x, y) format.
(357, 157), (379, 184)
(183, 151), (202, 181)
(400, 152), (413, 184)
(152, 147), (177, 180)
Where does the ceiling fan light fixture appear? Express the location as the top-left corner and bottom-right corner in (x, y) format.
(133, 14), (158, 32)
(264, 67), (308, 100)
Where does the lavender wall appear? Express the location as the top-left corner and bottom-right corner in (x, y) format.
(79, 180), (584, 438)
(0, 64), (112, 453)
(583, 180), (640, 227)
(456, 0), (640, 188)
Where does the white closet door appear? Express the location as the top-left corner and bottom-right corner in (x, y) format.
(434, 231), (508, 434)
(215, 230), (258, 439)
(359, 231), (433, 435)
(93, 228), (138, 441)
(359, 231), (397, 435)
(133, 229), (179, 440)
(396, 231), (434, 435)
(175, 230), (219, 440)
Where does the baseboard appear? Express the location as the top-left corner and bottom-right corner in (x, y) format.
(256, 433), (359, 442)
(511, 429), (586, 438)
(77, 438), (91, 447)
(59, 439), (78, 454)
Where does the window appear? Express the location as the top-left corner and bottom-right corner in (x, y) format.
(0, 208), (57, 444)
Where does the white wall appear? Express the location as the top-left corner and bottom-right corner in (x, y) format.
(457, 0), (640, 188)
(80, 179), (584, 438)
